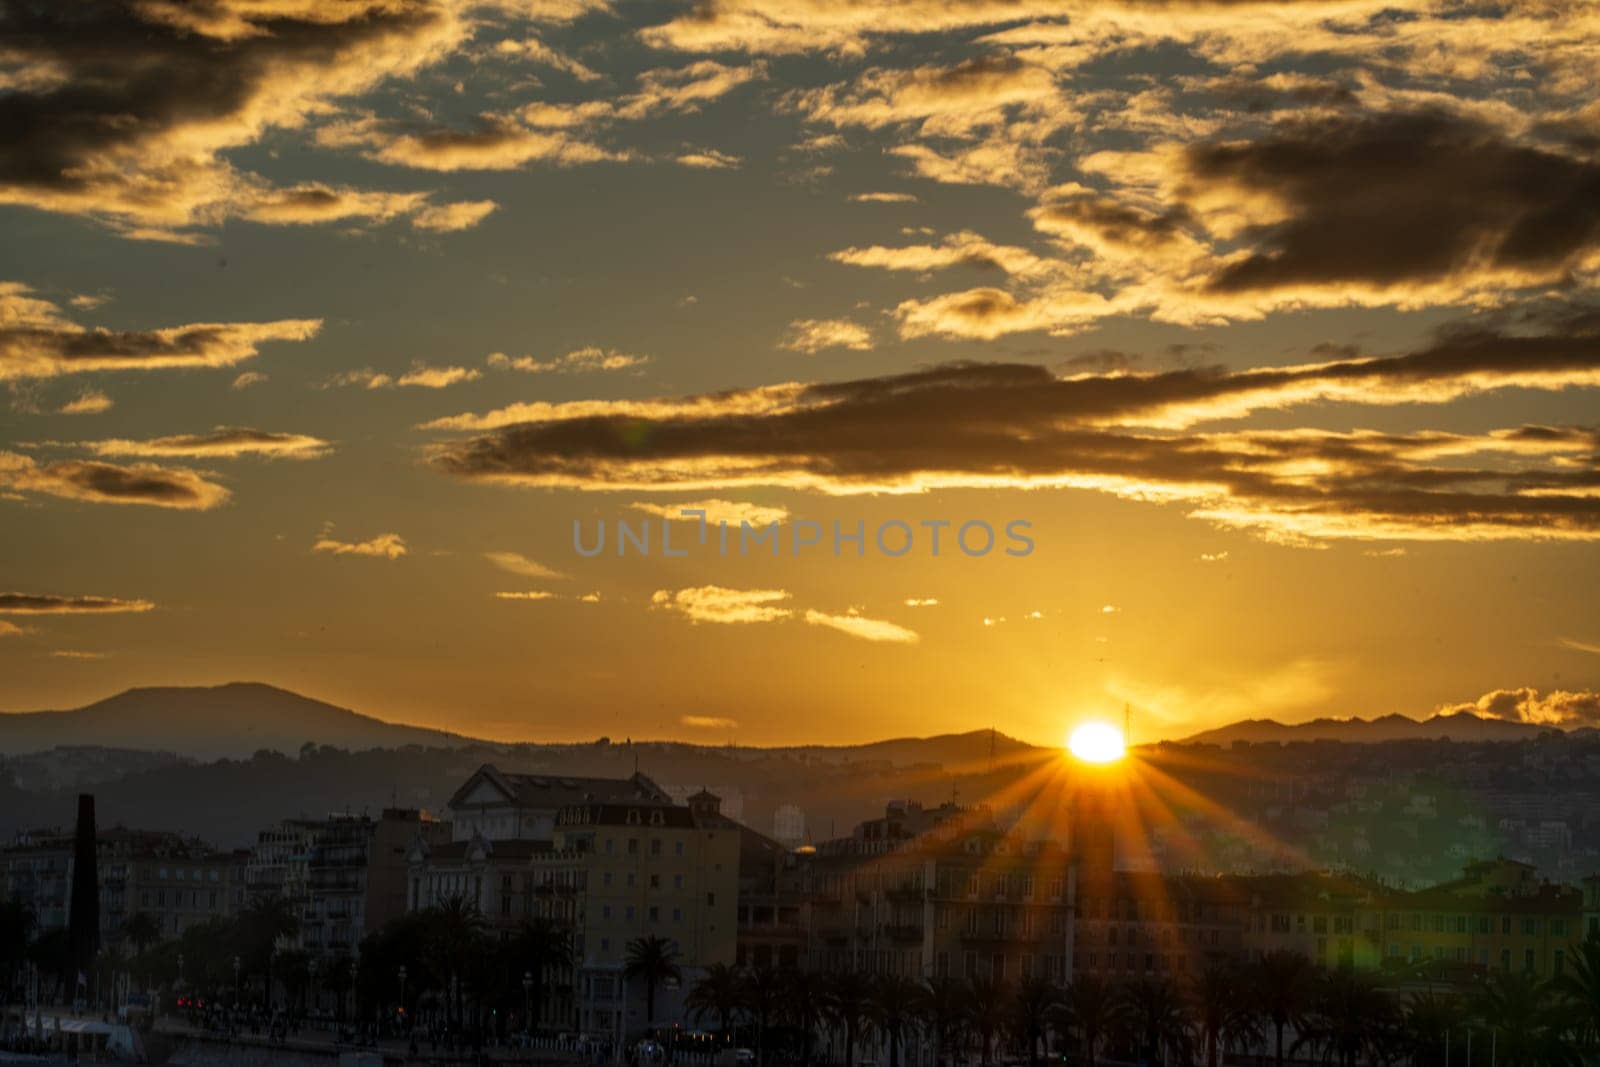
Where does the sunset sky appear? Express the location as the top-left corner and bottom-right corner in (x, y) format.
(2, 0), (1598, 747)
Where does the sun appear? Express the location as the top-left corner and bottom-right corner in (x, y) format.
(1067, 721), (1126, 764)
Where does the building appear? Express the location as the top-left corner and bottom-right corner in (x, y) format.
(408, 768), (743, 1040)
(300, 809), (451, 958)
(792, 802), (1077, 984)
(2, 826), (244, 945)
(443, 765), (673, 844)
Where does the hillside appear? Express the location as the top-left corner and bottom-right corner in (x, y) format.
(1181, 711), (1549, 746)
(0, 682), (474, 760)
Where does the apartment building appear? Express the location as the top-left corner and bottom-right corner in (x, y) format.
(300, 809), (450, 957)
(790, 802), (1078, 985)
(2, 826), (244, 943)
(408, 768), (743, 1040)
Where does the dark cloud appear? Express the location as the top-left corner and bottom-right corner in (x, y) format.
(0, 592), (154, 614)
(1183, 110), (1600, 295)
(0, 282), (318, 380)
(1, 450), (229, 509)
(428, 317), (1600, 543)
(0, 0), (483, 236)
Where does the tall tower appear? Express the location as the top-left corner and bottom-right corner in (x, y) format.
(68, 794), (100, 991)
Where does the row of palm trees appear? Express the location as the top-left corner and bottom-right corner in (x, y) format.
(675, 945), (1600, 1067)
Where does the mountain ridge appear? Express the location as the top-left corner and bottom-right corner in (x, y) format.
(1179, 710), (1554, 745)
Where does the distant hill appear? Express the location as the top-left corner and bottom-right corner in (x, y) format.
(0, 683), (475, 760)
(1182, 711), (1550, 746)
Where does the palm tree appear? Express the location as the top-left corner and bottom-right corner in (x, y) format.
(1190, 961), (1261, 1067)
(276, 949), (313, 1017)
(1121, 976), (1194, 1067)
(239, 892), (301, 1013)
(1293, 969), (1396, 1067)
(426, 895), (488, 1028)
(966, 976), (1009, 1067)
(742, 965), (785, 1066)
(508, 917), (572, 1032)
(624, 935), (681, 1027)
(824, 971), (873, 1067)
(1473, 970), (1581, 1067)
(865, 975), (922, 1067)
(1396, 989), (1458, 1067)
(1558, 932), (1600, 1050)
(121, 911), (162, 956)
(1, 899), (36, 997)
(915, 976), (971, 1067)
(1051, 975), (1122, 1067)
(687, 962), (744, 1046)
(783, 968), (830, 1067)
(1255, 950), (1317, 1067)
(323, 954), (355, 1021)
(1012, 976), (1059, 1067)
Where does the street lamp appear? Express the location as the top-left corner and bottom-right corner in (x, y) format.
(177, 953), (185, 989)
(522, 971), (533, 1037)
(398, 965), (408, 1028)
(232, 956), (242, 1011)
(309, 957), (319, 1019)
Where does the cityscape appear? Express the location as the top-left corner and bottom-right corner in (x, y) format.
(5, 695), (1600, 1064)
(3, 0), (1600, 1064)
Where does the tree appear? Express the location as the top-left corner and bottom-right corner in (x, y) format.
(784, 968), (830, 1067)
(425, 895), (489, 1028)
(507, 917), (572, 1032)
(1559, 932), (1600, 1050)
(915, 976), (971, 1067)
(1396, 989), (1458, 1067)
(1293, 969), (1396, 1067)
(1011, 977), (1059, 1067)
(276, 949), (313, 1017)
(742, 965), (786, 1066)
(323, 954), (355, 1021)
(0, 899), (36, 997)
(121, 912), (162, 956)
(687, 963), (744, 1045)
(239, 892), (301, 1013)
(1255, 950), (1317, 1067)
(966, 977), (1009, 1067)
(824, 971), (873, 1067)
(624, 935), (681, 1027)
(1121, 977), (1194, 1067)
(1472, 970), (1581, 1067)
(1190, 961), (1261, 1067)
(1051, 975), (1123, 1067)
(865, 975), (922, 1067)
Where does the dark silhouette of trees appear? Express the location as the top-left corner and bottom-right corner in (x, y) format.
(1190, 960), (1260, 1067)
(687, 962), (743, 1045)
(1255, 950), (1317, 1067)
(624, 935), (681, 1027)
(824, 971), (873, 1067)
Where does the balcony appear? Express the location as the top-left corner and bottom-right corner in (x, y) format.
(882, 924), (923, 942)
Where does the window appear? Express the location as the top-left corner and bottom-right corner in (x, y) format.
(673, 874), (684, 889)
(1522, 918), (1538, 936)
(674, 842), (685, 857)
(706, 892), (716, 906)
(1552, 919), (1566, 937)
(650, 839), (662, 857)
(673, 908), (682, 923)
(628, 839), (639, 855)
(649, 906), (659, 922)
(1525, 948), (1536, 972)
(626, 905), (635, 920)
(650, 874), (660, 889)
